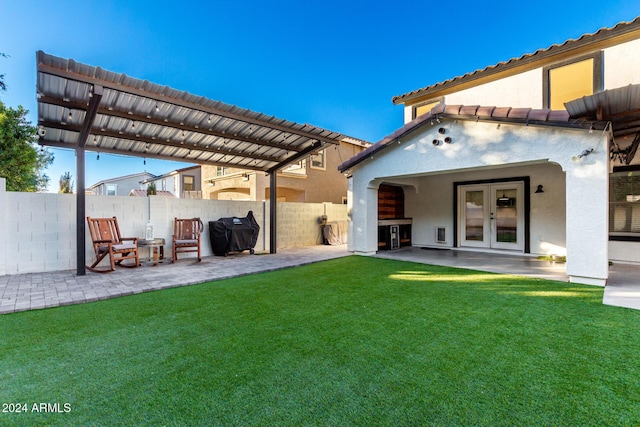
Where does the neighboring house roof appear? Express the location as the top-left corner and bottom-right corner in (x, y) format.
(88, 171), (156, 189)
(341, 136), (372, 148)
(338, 103), (603, 173)
(140, 165), (200, 183)
(392, 17), (640, 105)
(129, 189), (176, 197)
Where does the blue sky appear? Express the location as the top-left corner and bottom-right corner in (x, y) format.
(1, 1), (639, 192)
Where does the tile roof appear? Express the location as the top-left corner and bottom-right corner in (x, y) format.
(129, 189), (176, 197)
(337, 104), (597, 173)
(392, 17), (640, 105)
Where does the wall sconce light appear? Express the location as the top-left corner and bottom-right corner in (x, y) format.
(572, 148), (594, 162)
(432, 139), (441, 146)
(242, 174), (250, 181)
(535, 185), (544, 193)
(208, 181), (215, 187)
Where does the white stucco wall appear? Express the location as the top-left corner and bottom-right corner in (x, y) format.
(402, 162), (566, 255)
(348, 118), (609, 285)
(402, 38), (640, 125)
(603, 38), (640, 88)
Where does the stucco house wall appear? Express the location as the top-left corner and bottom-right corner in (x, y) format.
(403, 37), (640, 124)
(203, 139), (367, 203)
(403, 162), (566, 254)
(346, 118), (608, 286)
(90, 172), (154, 196)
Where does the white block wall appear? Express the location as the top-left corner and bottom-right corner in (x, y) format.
(0, 181), (348, 275)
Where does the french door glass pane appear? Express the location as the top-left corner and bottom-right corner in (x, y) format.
(496, 189), (517, 243)
(465, 191), (484, 241)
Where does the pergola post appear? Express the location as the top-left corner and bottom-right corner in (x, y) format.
(270, 171), (277, 254)
(75, 85), (103, 275)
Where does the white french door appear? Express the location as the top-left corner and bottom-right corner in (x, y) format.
(459, 182), (524, 251)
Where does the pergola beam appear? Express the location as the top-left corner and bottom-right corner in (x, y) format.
(37, 95), (307, 153)
(39, 120), (286, 164)
(267, 141), (324, 174)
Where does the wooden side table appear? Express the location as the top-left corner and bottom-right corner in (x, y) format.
(138, 238), (165, 266)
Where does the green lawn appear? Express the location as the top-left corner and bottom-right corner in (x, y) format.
(1, 256), (639, 426)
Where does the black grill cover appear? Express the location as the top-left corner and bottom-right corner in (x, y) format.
(209, 211), (260, 256)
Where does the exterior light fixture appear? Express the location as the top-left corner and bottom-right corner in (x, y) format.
(432, 139), (441, 146)
(444, 137), (452, 144)
(438, 128), (446, 134)
(535, 185), (544, 193)
(572, 148), (594, 162)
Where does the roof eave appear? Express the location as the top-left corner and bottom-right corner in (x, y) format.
(392, 16), (640, 105)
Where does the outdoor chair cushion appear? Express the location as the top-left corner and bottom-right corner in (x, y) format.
(175, 239), (198, 245)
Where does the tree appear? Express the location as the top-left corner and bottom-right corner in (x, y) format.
(59, 171), (74, 193)
(147, 181), (157, 195)
(0, 52), (7, 92)
(0, 101), (53, 192)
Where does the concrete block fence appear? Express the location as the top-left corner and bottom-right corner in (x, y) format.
(0, 178), (347, 275)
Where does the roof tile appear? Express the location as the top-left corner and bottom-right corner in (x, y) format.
(508, 108), (532, 119)
(460, 105), (480, 115)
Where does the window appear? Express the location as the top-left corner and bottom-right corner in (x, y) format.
(543, 53), (602, 110)
(283, 160), (306, 175)
(106, 184), (117, 196)
(310, 149), (325, 170)
(413, 97), (444, 119)
(610, 170), (640, 239)
(161, 179), (166, 191)
(216, 166), (226, 176)
(182, 175), (195, 192)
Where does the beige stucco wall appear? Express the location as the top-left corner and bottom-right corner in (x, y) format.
(202, 140), (366, 204)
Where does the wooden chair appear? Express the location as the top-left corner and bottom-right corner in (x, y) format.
(172, 217), (204, 262)
(86, 216), (140, 273)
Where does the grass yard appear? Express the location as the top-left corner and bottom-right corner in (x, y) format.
(1, 256), (639, 426)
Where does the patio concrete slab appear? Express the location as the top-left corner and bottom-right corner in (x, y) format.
(373, 247), (640, 311)
(0, 245), (350, 315)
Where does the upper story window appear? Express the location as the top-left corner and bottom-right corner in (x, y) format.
(412, 97), (444, 120)
(216, 166), (226, 176)
(543, 52), (603, 110)
(283, 160), (306, 175)
(106, 184), (117, 196)
(310, 149), (325, 170)
(182, 175), (195, 191)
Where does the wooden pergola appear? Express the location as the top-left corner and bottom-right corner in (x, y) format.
(36, 51), (345, 275)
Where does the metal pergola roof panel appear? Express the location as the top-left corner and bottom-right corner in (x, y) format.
(35, 51), (354, 274)
(36, 51), (344, 172)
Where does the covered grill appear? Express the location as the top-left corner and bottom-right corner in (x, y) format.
(209, 211), (260, 256)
